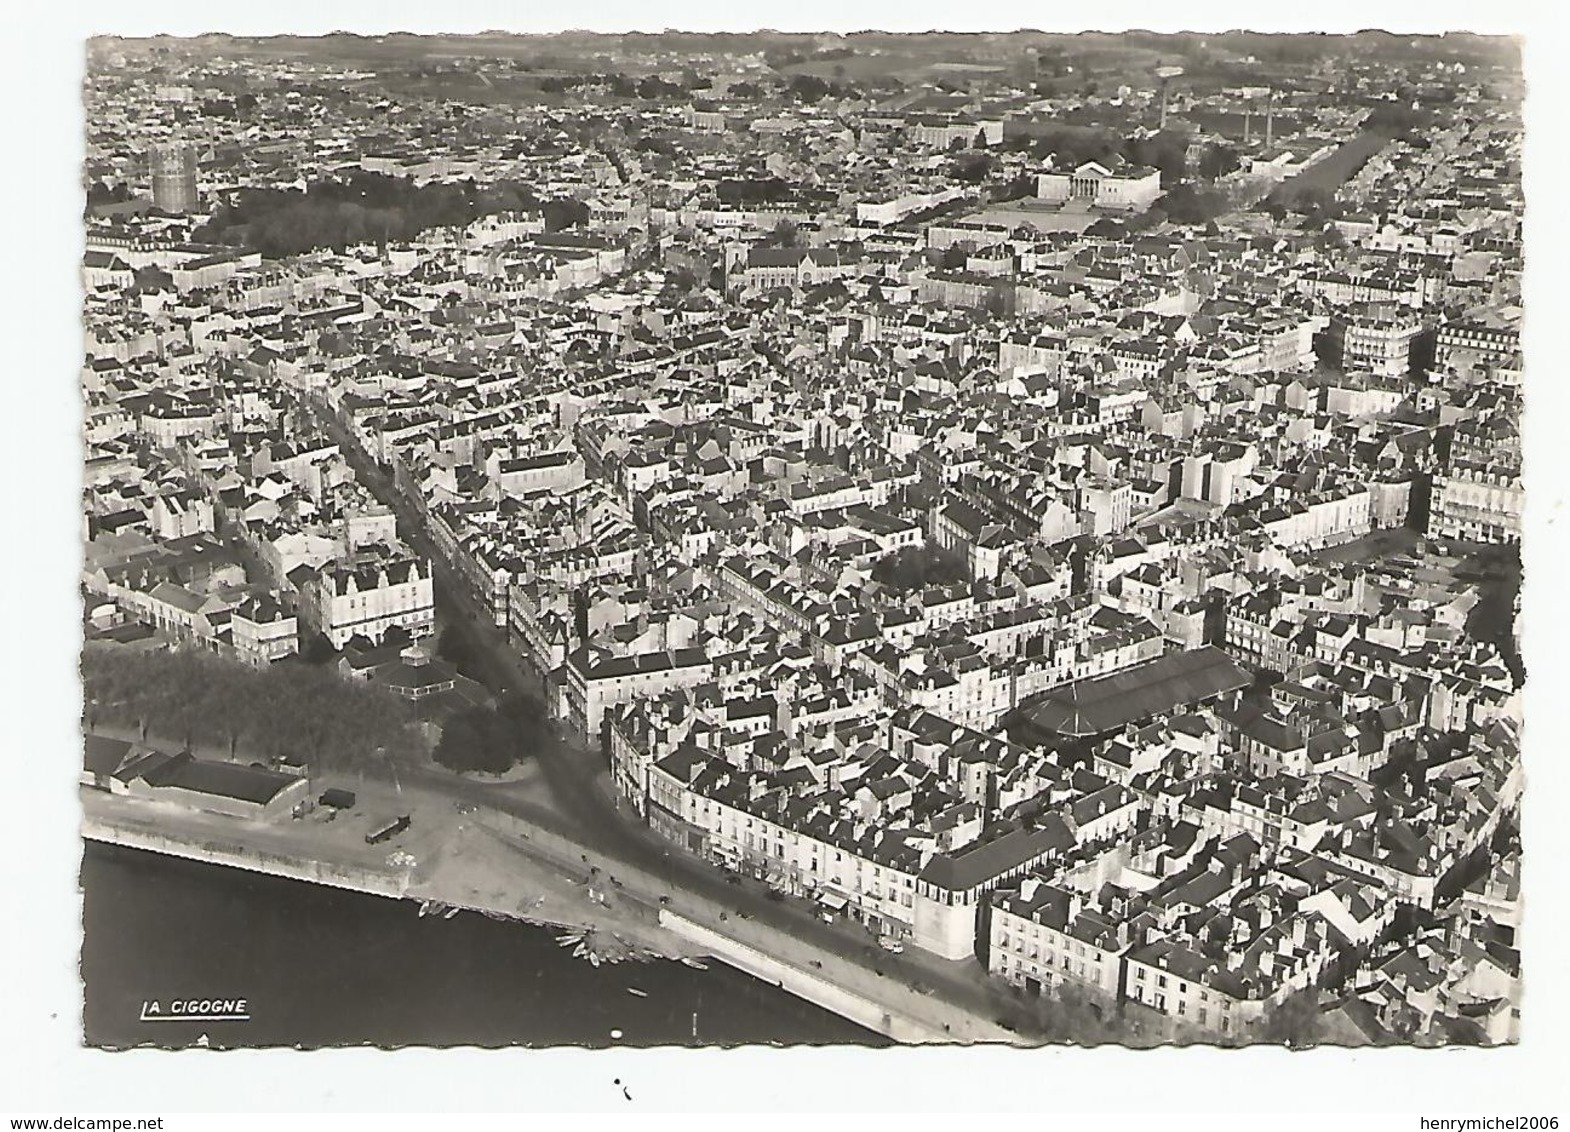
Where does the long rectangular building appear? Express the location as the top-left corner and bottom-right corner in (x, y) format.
(1007, 646), (1253, 742)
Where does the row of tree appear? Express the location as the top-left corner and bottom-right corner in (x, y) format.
(82, 644), (425, 773)
(190, 172), (588, 259)
(85, 181), (133, 206)
(1017, 979), (1142, 1045)
(197, 92), (259, 119)
(536, 72), (707, 98)
(716, 177), (793, 206)
(784, 73), (859, 104)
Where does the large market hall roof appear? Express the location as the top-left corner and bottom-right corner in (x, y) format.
(1021, 646), (1253, 738)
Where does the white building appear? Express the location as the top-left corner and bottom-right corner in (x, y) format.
(231, 596), (300, 666)
(309, 552), (434, 649)
(556, 645), (714, 741)
(1036, 162), (1162, 212)
(1430, 467), (1523, 545)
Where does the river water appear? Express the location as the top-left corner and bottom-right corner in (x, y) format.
(80, 841), (886, 1049)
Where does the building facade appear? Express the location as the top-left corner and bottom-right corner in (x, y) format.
(310, 553), (435, 648)
(1036, 162), (1162, 212)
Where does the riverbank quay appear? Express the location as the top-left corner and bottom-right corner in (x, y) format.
(470, 806), (1025, 1043)
(80, 785), (693, 962)
(80, 781), (1026, 1044)
(658, 912), (1019, 1045)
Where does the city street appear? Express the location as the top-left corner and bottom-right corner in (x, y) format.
(300, 402), (1049, 1037)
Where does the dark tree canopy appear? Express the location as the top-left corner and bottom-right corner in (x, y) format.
(86, 180), (132, 206)
(189, 172), (564, 258)
(435, 625), (480, 677)
(872, 544), (969, 593)
(432, 706), (512, 774)
(432, 690), (550, 774)
(765, 217), (801, 248)
(716, 177), (792, 206)
(542, 197), (590, 232)
(1196, 142), (1242, 182)
(950, 151), (996, 184)
(82, 644), (424, 771)
(1015, 977), (1140, 1045)
(1155, 183), (1230, 226)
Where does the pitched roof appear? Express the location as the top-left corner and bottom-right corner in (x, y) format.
(83, 735), (133, 776)
(135, 751), (302, 805)
(918, 815), (1075, 893)
(1018, 647), (1253, 738)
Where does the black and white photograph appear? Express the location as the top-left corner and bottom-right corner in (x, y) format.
(6, 0), (1568, 1119)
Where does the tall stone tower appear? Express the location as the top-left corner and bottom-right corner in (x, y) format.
(150, 142), (198, 213)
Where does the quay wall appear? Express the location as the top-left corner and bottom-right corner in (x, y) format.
(80, 814), (648, 942)
(83, 813), (1001, 1045)
(82, 814), (412, 900)
(659, 910), (997, 1045)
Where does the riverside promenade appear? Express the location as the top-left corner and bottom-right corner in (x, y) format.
(81, 780), (1024, 1043)
(658, 912), (1017, 1045)
(475, 808), (1020, 1044)
(80, 785), (695, 962)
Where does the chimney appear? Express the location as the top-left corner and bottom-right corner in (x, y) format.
(1265, 89), (1276, 149)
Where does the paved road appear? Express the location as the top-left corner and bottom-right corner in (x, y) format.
(310, 397), (1047, 1038)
